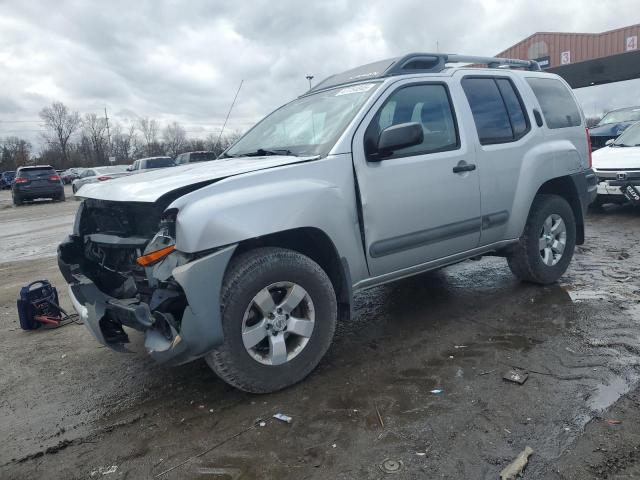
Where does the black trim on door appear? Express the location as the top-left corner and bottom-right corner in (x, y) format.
(369, 210), (510, 258)
(369, 217), (481, 258)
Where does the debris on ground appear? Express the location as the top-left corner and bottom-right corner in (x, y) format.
(90, 465), (118, 476)
(500, 446), (534, 480)
(374, 402), (384, 428)
(605, 419), (622, 425)
(273, 413), (292, 424)
(454, 345), (468, 349)
(258, 421), (266, 427)
(478, 369), (497, 376)
(503, 370), (529, 385)
(379, 459), (403, 474)
(430, 389), (444, 394)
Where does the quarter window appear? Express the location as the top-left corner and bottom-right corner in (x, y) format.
(526, 77), (582, 129)
(461, 77), (530, 145)
(365, 84), (459, 159)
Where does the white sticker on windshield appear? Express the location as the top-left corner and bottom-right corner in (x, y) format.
(335, 83), (376, 96)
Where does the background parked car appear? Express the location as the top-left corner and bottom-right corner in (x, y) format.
(12, 165), (64, 205)
(1, 171), (15, 189)
(589, 106), (640, 150)
(71, 165), (131, 195)
(61, 168), (84, 184)
(128, 156), (175, 171)
(174, 151), (217, 165)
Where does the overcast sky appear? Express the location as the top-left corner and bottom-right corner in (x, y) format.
(1, 0), (639, 149)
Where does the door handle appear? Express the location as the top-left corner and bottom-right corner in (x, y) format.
(452, 162), (476, 173)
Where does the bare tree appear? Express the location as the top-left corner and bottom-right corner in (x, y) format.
(83, 113), (109, 165)
(39, 101), (81, 165)
(111, 123), (139, 162)
(162, 121), (187, 158)
(206, 130), (243, 156)
(1, 136), (32, 169)
(137, 117), (160, 156)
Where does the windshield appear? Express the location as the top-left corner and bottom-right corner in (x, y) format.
(613, 122), (640, 147)
(146, 157), (175, 168)
(225, 83), (380, 158)
(598, 108), (640, 125)
(19, 168), (55, 179)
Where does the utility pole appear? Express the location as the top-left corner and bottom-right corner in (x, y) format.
(306, 75), (314, 90)
(104, 106), (111, 162)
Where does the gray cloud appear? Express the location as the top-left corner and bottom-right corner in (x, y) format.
(0, 0), (638, 149)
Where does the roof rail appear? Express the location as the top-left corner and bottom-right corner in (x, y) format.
(307, 52), (540, 93)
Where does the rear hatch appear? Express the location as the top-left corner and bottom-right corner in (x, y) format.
(15, 168), (61, 191)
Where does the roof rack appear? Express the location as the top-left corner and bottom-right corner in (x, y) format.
(307, 53), (541, 93)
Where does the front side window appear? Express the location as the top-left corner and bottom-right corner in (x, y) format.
(225, 83), (380, 158)
(364, 83), (459, 159)
(462, 77), (530, 145)
(526, 77), (582, 129)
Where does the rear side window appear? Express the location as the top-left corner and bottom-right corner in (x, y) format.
(19, 168), (55, 179)
(364, 83), (459, 159)
(526, 77), (582, 129)
(461, 77), (530, 145)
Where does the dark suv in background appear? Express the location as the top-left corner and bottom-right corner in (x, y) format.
(12, 165), (65, 205)
(174, 151), (217, 165)
(1, 171), (15, 189)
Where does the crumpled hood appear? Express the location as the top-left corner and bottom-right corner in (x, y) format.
(77, 155), (317, 202)
(589, 122), (634, 137)
(593, 145), (640, 170)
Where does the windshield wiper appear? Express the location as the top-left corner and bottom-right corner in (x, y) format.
(233, 148), (297, 157)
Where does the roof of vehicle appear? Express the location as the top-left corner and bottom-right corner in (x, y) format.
(603, 105), (640, 114)
(138, 156), (172, 161)
(308, 52), (541, 94)
(17, 165), (55, 170)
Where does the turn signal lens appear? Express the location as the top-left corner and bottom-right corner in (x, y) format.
(97, 175), (112, 181)
(14, 177), (28, 184)
(136, 244), (175, 267)
(49, 175), (61, 181)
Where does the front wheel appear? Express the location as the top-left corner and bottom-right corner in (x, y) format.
(507, 194), (576, 285)
(206, 247), (337, 393)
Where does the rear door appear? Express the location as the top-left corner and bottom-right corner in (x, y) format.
(352, 79), (481, 277)
(457, 73), (541, 246)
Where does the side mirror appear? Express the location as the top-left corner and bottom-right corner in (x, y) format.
(605, 139), (614, 146)
(375, 122), (424, 159)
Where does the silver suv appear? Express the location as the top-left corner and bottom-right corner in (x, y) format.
(59, 53), (597, 393)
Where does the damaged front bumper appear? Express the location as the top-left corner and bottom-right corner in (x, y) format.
(58, 235), (236, 366)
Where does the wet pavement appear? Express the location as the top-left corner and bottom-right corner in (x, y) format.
(1, 187), (639, 479)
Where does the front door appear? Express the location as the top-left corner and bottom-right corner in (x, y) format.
(352, 80), (481, 277)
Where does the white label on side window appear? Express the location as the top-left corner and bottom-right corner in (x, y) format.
(335, 83), (375, 96)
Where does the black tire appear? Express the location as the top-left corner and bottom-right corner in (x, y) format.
(12, 194), (23, 206)
(206, 247), (337, 393)
(507, 194), (576, 285)
(57, 192), (66, 202)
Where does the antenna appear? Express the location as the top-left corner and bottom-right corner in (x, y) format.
(215, 80), (244, 153)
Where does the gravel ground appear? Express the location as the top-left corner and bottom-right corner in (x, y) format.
(1, 186), (639, 479)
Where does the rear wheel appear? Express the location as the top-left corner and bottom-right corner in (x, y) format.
(12, 194), (23, 206)
(507, 194), (576, 285)
(206, 247), (337, 393)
